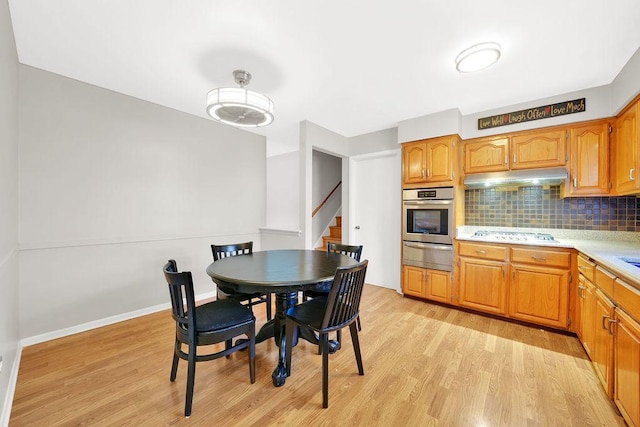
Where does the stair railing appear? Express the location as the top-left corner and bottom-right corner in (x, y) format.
(312, 181), (341, 217)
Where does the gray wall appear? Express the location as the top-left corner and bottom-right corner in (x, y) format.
(0, 0), (19, 421)
(18, 66), (266, 339)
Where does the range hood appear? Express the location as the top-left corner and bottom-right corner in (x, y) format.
(463, 167), (568, 188)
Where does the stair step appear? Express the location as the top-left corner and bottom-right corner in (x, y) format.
(335, 216), (342, 227)
(329, 225), (341, 238)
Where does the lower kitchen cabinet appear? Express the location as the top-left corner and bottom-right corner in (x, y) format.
(592, 288), (615, 398)
(615, 308), (640, 427)
(402, 265), (451, 304)
(458, 256), (508, 315)
(509, 263), (570, 329)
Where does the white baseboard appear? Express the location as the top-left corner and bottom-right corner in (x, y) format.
(1, 345), (22, 427)
(21, 290), (216, 347)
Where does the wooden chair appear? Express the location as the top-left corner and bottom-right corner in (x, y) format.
(211, 242), (272, 321)
(163, 259), (256, 417)
(304, 242), (363, 350)
(285, 260), (368, 408)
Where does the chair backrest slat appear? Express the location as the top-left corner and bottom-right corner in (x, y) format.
(322, 260), (368, 329)
(163, 260), (197, 331)
(327, 242), (362, 262)
(211, 242), (253, 261)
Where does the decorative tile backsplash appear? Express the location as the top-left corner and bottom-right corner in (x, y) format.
(465, 186), (640, 232)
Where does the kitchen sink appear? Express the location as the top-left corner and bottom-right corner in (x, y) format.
(619, 257), (640, 269)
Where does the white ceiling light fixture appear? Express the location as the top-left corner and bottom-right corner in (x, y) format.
(455, 42), (501, 73)
(206, 70), (274, 127)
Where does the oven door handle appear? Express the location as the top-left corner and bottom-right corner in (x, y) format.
(404, 242), (452, 250)
(403, 200), (453, 206)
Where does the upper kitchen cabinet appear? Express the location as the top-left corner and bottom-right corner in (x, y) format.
(462, 127), (567, 176)
(613, 97), (640, 195)
(563, 120), (611, 197)
(402, 135), (458, 188)
(510, 128), (567, 170)
(462, 135), (509, 174)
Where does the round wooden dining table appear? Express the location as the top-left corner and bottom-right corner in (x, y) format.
(206, 249), (358, 386)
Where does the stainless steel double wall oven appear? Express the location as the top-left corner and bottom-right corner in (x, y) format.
(402, 187), (454, 271)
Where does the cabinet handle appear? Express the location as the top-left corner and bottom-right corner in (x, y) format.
(427, 169), (430, 177)
(573, 177), (577, 188)
(421, 169), (425, 178)
(578, 285), (585, 299)
(578, 265), (586, 271)
(631, 168), (636, 181)
(601, 315), (610, 330)
(513, 154), (517, 164)
(607, 318), (618, 336)
(505, 155), (508, 165)
(531, 255), (547, 261)
(475, 250), (487, 255)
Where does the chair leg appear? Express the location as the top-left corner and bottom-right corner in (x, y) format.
(170, 340), (179, 381)
(321, 333), (330, 408)
(266, 293), (273, 321)
(184, 342), (197, 417)
(285, 319), (294, 377)
(349, 323), (364, 375)
(249, 323), (256, 384)
(357, 315), (362, 331)
(225, 339), (232, 358)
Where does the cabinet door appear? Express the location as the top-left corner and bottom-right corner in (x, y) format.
(425, 136), (454, 183)
(458, 257), (507, 315)
(509, 263), (570, 329)
(402, 265), (425, 298)
(614, 308), (640, 427)
(463, 136), (509, 174)
(426, 269), (450, 304)
(578, 276), (596, 357)
(510, 129), (567, 170)
(593, 289), (615, 398)
(613, 102), (639, 194)
(402, 141), (427, 185)
(566, 121), (610, 196)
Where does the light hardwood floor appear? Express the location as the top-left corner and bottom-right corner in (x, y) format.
(10, 285), (625, 426)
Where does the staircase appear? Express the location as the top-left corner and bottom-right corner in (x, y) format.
(318, 216), (342, 250)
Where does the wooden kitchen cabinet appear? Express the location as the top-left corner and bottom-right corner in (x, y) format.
(614, 308), (640, 427)
(592, 288), (615, 398)
(509, 246), (571, 329)
(578, 275), (596, 357)
(510, 128), (568, 170)
(462, 135), (509, 174)
(402, 140), (428, 185)
(402, 265), (451, 303)
(402, 264), (425, 298)
(402, 135), (456, 187)
(613, 98), (640, 195)
(457, 242), (508, 315)
(564, 120), (611, 197)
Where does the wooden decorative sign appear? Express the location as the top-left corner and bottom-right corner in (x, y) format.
(478, 98), (586, 130)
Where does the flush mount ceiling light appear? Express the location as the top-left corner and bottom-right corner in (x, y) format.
(455, 42), (501, 73)
(206, 70), (274, 127)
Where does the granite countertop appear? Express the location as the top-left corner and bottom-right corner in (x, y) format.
(456, 226), (640, 288)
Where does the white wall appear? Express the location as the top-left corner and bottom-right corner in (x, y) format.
(18, 66), (266, 339)
(0, 0), (20, 422)
(612, 46), (640, 113)
(265, 150), (300, 230)
(349, 127), (399, 156)
(299, 121), (349, 248)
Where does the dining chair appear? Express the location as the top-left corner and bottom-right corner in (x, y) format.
(304, 242), (363, 352)
(285, 259), (368, 408)
(163, 259), (256, 417)
(211, 242), (272, 321)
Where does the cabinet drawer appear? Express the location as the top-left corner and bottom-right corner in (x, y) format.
(595, 266), (616, 298)
(578, 254), (596, 282)
(511, 247), (571, 268)
(458, 242), (507, 261)
(615, 278), (640, 322)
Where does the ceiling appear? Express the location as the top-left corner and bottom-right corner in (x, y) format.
(8, 0), (640, 156)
